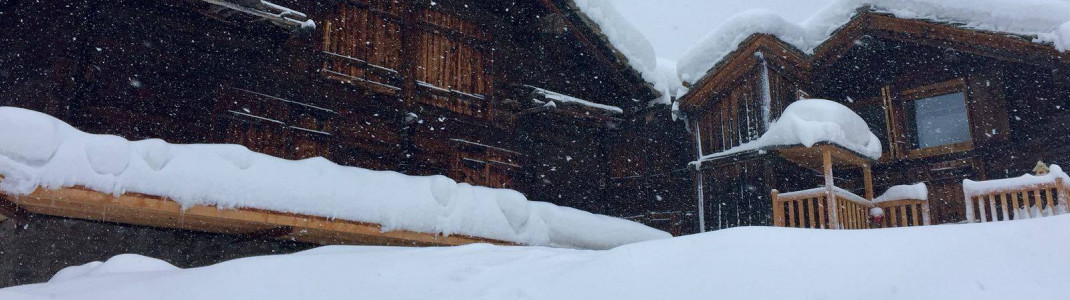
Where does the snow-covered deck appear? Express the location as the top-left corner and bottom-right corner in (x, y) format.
(0, 107), (669, 249)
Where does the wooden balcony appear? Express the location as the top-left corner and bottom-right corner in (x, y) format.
(964, 172), (1068, 223)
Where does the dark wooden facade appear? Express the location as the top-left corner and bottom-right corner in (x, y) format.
(679, 11), (1070, 231)
(0, 0), (693, 233)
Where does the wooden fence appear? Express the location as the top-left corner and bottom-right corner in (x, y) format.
(772, 188), (872, 229)
(964, 177), (1068, 223)
(773, 188), (930, 229)
(874, 199), (930, 228)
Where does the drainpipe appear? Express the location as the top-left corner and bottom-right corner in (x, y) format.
(688, 113), (706, 233)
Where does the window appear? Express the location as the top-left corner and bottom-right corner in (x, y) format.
(906, 92), (971, 149)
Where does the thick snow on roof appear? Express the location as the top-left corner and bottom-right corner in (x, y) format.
(0, 107), (669, 249)
(677, 0), (1070, 83)
(7, 215), (1070, 299)
(700, 99), (882, 162)
(573, 0), (684, 102)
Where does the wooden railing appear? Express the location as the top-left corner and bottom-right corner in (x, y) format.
(874, 199), (930, 227)
(772, 187), (873, 229)
(964, 177), (1068, 223)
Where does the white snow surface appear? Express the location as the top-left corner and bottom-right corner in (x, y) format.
(699, 99), (882, 162)
(964, 165), (1069, 199)
(677, 0), (1070, 83)
(874, 183), (928, 203)
(7, 215), (1070, 299)
(0, 107), (668, 249)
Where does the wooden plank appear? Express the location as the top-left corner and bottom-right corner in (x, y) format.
(899, 205), (908, 227)
(1019, 192), (1032, 219)
(911, 204), (921, 227)
(5, 186), (513, 247)
(1058, 178), (1069, 214)
(787, 200), (796, 228)
(1045, 188), (1056, 216)
(817, 196), (827, 229)
(978, 197), (987, 223)
(807, 198), (818, 229)
(888, 206), (898, 227)
(772, 190), (785, 227)
(863, 164), (874, 200)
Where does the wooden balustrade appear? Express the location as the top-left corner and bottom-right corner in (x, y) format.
(964, 177), (1068, 223)
(875, 199), (930, 228)
(772, 188), (873, 229)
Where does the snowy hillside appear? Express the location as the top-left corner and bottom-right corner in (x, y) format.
(5, 215), (1070, 299)
(0, 107), (669, 249)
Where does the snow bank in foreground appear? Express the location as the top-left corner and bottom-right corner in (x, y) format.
(7, 216), (1070, 299)
(874, 183), (928, 203)
(700, 99), (882, 162)
(677, 0), (1070, 83)
(0, 107), (669, 249)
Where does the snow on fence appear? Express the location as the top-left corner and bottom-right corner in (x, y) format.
(771, 187), (871, 229)
(773, 184), (930, 229)
(872, 183), (931, 228)
(963, 165), (1069, 223)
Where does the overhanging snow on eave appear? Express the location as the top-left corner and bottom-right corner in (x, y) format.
(201, 0), (316, 31)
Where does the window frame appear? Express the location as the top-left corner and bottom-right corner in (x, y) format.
(897, 79), (974, 159)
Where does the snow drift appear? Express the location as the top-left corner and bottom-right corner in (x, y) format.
(0, 107), (669, 249)
(677, 0), (1070, 83)
(700, 99), (882, 162)
(5, 215), (1070, 299)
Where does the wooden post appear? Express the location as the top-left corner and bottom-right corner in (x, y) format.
(965, 195), (976, 223)
(863, 163), (874, 201)
(1056, 177), (1068, 215)
(771, 190), (783, 227)
(823, 149), (840, 229)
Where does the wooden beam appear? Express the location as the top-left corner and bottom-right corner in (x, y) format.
(823, 148), (840, 229)
(3, 186), (515, 247)
(863, 164), (874, 201)
(234, 226), (294, 242)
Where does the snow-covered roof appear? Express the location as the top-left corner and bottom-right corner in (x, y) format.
(677, 0), (1070, 84)
(698, 99), (882, 163)
(571, 0), (657, 83)
(0, 107), (669, 249)
(570, 0), (686, 103)
(9, 215), (1070, 299)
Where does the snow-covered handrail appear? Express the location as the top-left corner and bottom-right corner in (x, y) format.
(963, 165), (1069, 223)
(772, 186), (872, 229)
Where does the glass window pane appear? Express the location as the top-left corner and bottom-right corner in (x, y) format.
(910, 92), (971, 148)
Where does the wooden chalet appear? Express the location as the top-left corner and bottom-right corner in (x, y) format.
(678, 8), (1070, 231)
(0, 0), (696, 285)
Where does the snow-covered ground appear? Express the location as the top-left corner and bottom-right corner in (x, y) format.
(4, 215), (1070, 299)
(0, 107), (669, 249)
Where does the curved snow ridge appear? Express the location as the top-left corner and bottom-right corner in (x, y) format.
(677, 0), (1070, 83)
(0, 106), (670, 249)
